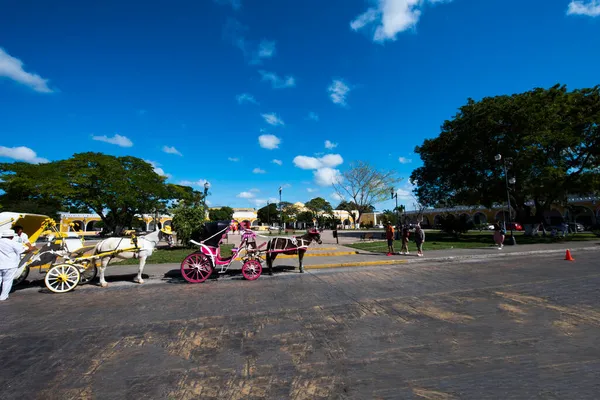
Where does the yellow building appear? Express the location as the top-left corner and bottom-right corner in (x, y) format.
(58, 212), (173, 235)
(397, 196), (599, 228)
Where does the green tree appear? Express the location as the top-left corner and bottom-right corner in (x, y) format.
(281, 202), (300, 225)
(171, 193), (206, 247)
(379, 209), (395, 225)
(209, 206), (234, 221)
(296, 211), (314, 225)
(0, 153), (188, 235)
(304, 197), (333, 226)
(411, 84), (600, 225)
(333, 161), (401, 228)
(257, 203), (278, 225)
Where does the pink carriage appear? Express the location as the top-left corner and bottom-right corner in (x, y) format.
(180, 220), (265, 283)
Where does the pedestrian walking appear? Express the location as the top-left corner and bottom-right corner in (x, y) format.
(0, 230), (27, 301)
(561, 221), (569, 237)
(493, 222), (505, 249)
(385, 222), (395, 256)
(400, 225), (410, 255)
(414, 224), (425, 256)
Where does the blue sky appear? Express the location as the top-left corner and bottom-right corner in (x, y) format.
(1, 0), (599, 211)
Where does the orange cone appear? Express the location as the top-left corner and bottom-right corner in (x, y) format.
(565, 249), (574, 261)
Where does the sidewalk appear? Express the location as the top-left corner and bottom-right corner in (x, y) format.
(94, 239), (600, 280)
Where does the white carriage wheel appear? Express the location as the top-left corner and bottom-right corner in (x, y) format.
(45, 264), (81, 294)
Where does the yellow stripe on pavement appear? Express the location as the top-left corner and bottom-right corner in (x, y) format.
(235, 251), (358, 261)
(305, 259), (408, 270)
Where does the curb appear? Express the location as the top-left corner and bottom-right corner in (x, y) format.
(306, 259), (408, 270)
(397, 246), (600, 263)
(234, 251), (358, 261)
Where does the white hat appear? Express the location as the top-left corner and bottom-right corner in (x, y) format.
(1, 229), (16, 238)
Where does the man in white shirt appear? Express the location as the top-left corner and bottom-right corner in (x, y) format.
(0, 230), (27, 301)
(13, 225), (35, 251)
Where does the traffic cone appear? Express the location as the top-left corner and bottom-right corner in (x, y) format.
(565, 249), (574, 261)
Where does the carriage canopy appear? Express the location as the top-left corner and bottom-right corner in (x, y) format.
(200, 221), (231, 248)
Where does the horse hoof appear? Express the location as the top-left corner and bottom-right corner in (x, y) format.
(134, 279), (144, 284)
(101, 282), (108, 288)
(300, 269), (305, 274)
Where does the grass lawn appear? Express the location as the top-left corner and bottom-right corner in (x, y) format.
(348, 231), (599, 254)
(119, 244), (235, 265)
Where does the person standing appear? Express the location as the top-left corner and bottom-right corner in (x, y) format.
(0, 230), (27, 301)
(493, 222), (505, 249)
(400, 225), (410, 255)
(414, 224), (425, 257)
(385, 223), (395, 256)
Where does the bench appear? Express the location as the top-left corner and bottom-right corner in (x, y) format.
(360, 233), (375, 241)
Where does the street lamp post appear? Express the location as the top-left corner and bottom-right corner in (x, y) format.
(495, 154), (516, 245)
(391, 188), (399, 227)
(203, 181), (211, 219)
(267, 200), (270, 226)
(278, 186), (283, 230)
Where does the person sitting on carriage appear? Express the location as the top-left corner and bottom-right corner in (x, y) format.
(12, 225), (35, 251)
(0, 229), (33, 301)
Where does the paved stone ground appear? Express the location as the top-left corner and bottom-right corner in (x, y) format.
(1, 252), (599, 399)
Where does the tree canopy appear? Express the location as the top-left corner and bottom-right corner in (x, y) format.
(209, 206), (234, 221)
(411, 84), (600, 223)
(304, 197), (333, 226)
(257, 203), (278, 225)
(0, 152), (194, 234)
(333, 161), (400, 227)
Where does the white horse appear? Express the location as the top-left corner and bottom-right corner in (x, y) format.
(94, 230), (170, 287)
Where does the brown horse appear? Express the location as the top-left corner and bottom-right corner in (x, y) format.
(265, 229), (322, 275)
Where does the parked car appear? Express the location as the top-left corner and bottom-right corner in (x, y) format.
(569, 222), (585, 232)
(375, 224), (384, 229)
(505, 223), (523, 231)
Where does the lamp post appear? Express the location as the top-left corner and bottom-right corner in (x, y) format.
(278, 186), (283, 230)
(495, 154), (516, 245)
(391, 188), (399, 226)
(267, 200), (270, 226)
(203, 181), (211, 219)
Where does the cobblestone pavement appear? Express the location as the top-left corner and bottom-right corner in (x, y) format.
(1, 253), (599, 399)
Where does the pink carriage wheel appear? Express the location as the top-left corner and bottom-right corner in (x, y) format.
(241, 259), (262, 281)
(181, 252), (213, 283)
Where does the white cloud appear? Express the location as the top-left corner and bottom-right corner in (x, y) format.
(262, 113), (284, 126)
(0, 48), (53, 93)
(251, 197), (278, 207)
(250, 188), (260, 192)
(325, 140), (338, 149)
(228, 157), (239, 162)
(350, 0), (453, 43)
(178, 179), (209, 187)
(236, 93), (258, 105)
(259, 70), (296, 89)
(282, 183), (292, 189)
(257, 40), (276, 59)
(253, 167), (266, 174)
(328, 79), (351, 106)
(307, 188), (318, 193)
(331, 192), (345, 201)
(162, 145), (183, 156)
(314, 168), (343, 187)
(144, 160), (171, 178)
(272, 159), (283, 165)
(237, 191), (255, 199)
(567, 0), (600, 16)
(398, 156), (412, 164)
(293, 154), (344, 170)
(258, 134), (281, 149)
(0, 146), (49, 163)
(92, 134), (133, 148)
(213, 0), (241, 10)
(307, 112), (319, 121)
